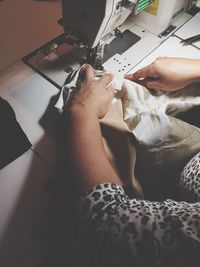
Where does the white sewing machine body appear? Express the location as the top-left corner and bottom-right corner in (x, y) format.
(61, 0), (189, 47)
(61, 0), (154, 68)
(61, 0), (135, 49)
(24, 0), (191, 87)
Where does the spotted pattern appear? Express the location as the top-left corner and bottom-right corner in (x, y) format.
(73, 152), (200, 267)
(180, 152), (200, 202)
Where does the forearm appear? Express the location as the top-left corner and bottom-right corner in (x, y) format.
(67, 107), (122, 195)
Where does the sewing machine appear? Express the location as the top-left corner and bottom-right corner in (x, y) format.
(61, 0), (153, 69)
(61, 0), (189, 69)
(24, 0), (192, 88)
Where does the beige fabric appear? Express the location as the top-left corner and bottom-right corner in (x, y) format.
(120, 79), (200, 200)
(100, 99), (143, 197)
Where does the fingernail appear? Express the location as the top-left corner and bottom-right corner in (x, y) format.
(82, 64), (87, 70)
(83, 63), (92, 69)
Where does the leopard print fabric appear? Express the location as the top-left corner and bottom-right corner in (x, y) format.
(180, 152), (200, 202)
(72, 152), (200, 267)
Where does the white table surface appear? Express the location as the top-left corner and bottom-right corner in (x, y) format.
(0, 62), (71, 267)
(128, 36), (200, 73)
(174, 12), (200, 49)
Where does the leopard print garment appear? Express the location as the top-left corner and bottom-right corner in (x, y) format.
(72, 152), (200, 267)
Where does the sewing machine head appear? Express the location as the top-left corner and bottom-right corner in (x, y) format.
(61, 0), (153, 69)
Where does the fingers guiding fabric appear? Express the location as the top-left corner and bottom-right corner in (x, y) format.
(107, 85), (115, 97)
(84, 64), (95, 80)
(100, 73), (113, 85)
(125, 72), (139, 81)
(55, 64), (124, 113)
(125, 64), (154, 81)
(83, 65), (113, 88)
(137, 78), (162, 89)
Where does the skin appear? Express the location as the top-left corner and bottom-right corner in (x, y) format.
(124, 57), (200, 91)
(66, 64), (122, 195)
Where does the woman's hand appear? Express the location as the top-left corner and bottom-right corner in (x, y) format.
(125, 57), (200, 91)
(68, 64), (115, 119)
(66, 65), (122, 194)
